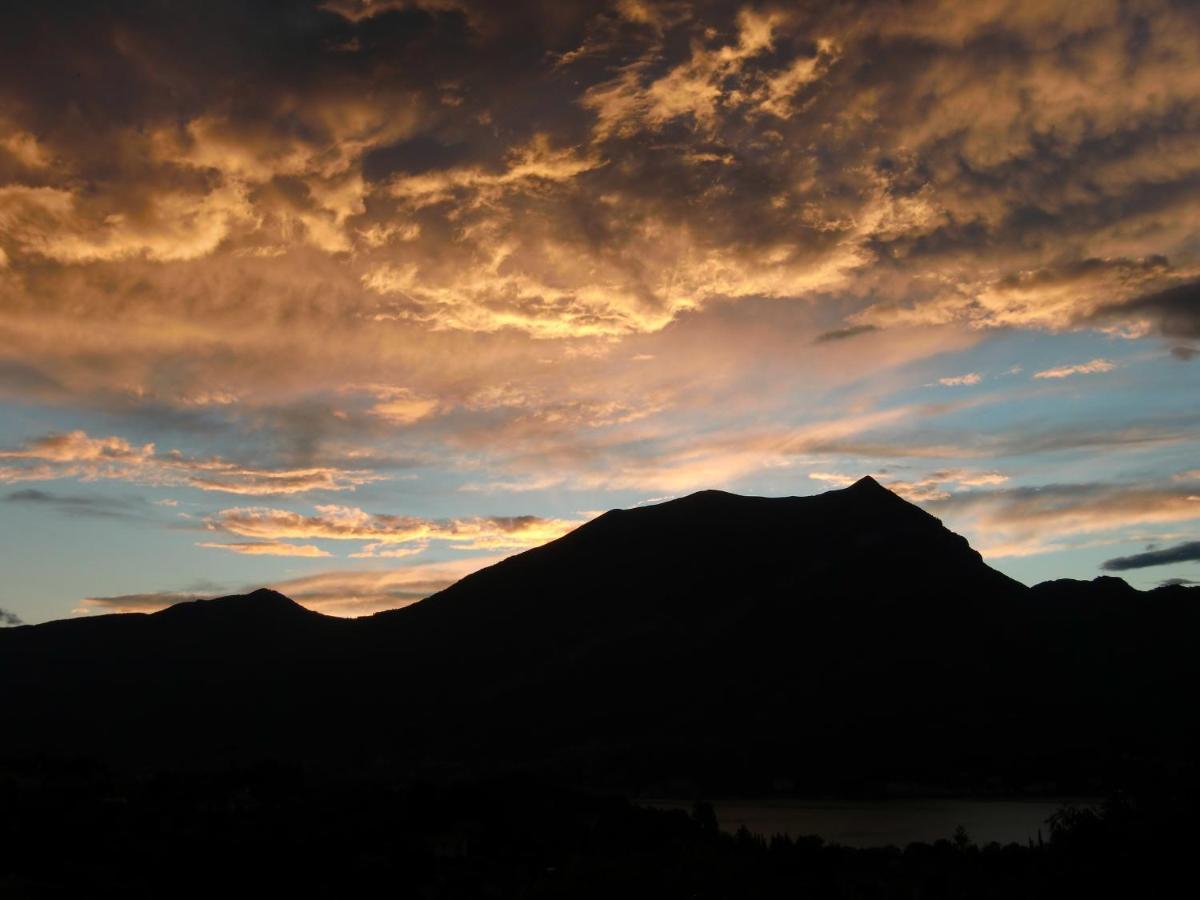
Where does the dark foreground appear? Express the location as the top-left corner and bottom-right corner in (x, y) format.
(1, 761), (1193, 899)
(5, 484), (1198, 896)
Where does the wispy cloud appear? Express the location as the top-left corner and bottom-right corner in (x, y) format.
(268, 558), (501, 616)
(938, 373), (982, 387)
(206, 504), (579, 554)
(197, 541), (332, 558)
(1033, 359), (1116, 380)
(74, 555), (502, 618)
(809, 469), (1007, 503)
(73, 591), (204, 616)
(3, 487), (142, 519)
(930, 482), (1200, 559)
(0, 430), (383, 496)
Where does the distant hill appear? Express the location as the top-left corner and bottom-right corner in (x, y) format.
(3, 478), (1197, 794)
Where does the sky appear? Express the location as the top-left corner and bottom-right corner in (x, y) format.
(1, 0), (1199, 624)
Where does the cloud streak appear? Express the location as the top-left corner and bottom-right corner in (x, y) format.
(1102, 541), (1200, 572)
(207, 504), (580, 554)
(0, 430), (383, 496)
(197, 541), (333, 558)
(1033, 359), (1116, 380)
(75, 555), (501, 618)
(938, 373), (982, 387)
(929, 482), (1200, 559)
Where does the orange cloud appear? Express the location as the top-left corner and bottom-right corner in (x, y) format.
(197, 541), (333, 558)
(73, 552), (502, 618)
(208, 504), (579, 552)
(268, 556), (502, 616)
(930, 482), (1200, 559)
(0, 430), (382, 496)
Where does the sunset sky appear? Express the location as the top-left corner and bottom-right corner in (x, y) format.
(2, 0), (1199, 623)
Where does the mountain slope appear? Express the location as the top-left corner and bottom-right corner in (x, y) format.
(364, 479), (1032, 778)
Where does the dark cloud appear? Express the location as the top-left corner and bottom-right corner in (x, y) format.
(2, 488), (149, 519)
(815, 324), (879, 343)
(1102, 540), (1200, 571)
(1171, 346), (1199, 361)
(0, 607), (23, 626)
(1158, 577), (1198, 587)
(0, 0), (1196, 424)
(363, 136), (479, 182)
(1090, 280), (1200, 340)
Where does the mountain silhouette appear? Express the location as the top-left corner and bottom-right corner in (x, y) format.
(3, 478), (1197, 793)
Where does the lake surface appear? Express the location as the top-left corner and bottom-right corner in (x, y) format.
(646, 798), (1096, 848)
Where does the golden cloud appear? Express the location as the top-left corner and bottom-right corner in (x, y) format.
(197, 541), (333, 558)
(0, 430), (383, 496)
(268, 555), (502, 616)
(208, 503), (580, 552)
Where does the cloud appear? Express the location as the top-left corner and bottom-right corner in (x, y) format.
(0, 0), (1193, 475)
(354, 385), (441, 425)
(809, 468), (1007, 503)
(268, 557), (499, 616)
(455, 398), (983, 494)
(581, 9), (838, 137)
(814, 324), (878, 343)
(207, 504), (579, 552)
(0, 183), (255, 263)
(938, 373), (982, 387)
(74, 555), (501, 618)
(1089, 279), (1200, 340)
(928, 482), (1200, 558)
(855, 257), (1188, 336)
(74, 591), (204, 616)
(3, 487), (142, 519)
(197, 541), (333, 558)
(0, 607), (22, 626)
(1032, 359), (1116, 380)
(0, 430), (152, 464)
(8, 0), (1192, 391)
(1, 0), (1200, 611)
(1101, 540), (1200, 571)
(0, 430), (383, 496)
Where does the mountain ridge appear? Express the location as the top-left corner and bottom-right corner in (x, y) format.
(2, 478), (1197, 794)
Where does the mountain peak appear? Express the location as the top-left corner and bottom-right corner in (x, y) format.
(156, 588), (314, 622)
(838, 475), (918, 510)
(845, 474), (888, 492)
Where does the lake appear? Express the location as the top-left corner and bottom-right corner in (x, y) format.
(646, 798), (1097, 848)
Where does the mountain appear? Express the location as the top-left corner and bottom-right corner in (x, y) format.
(3, 478), (1198, 793)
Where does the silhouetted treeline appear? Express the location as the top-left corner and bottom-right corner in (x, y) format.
(1, 759), (1194, 899)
